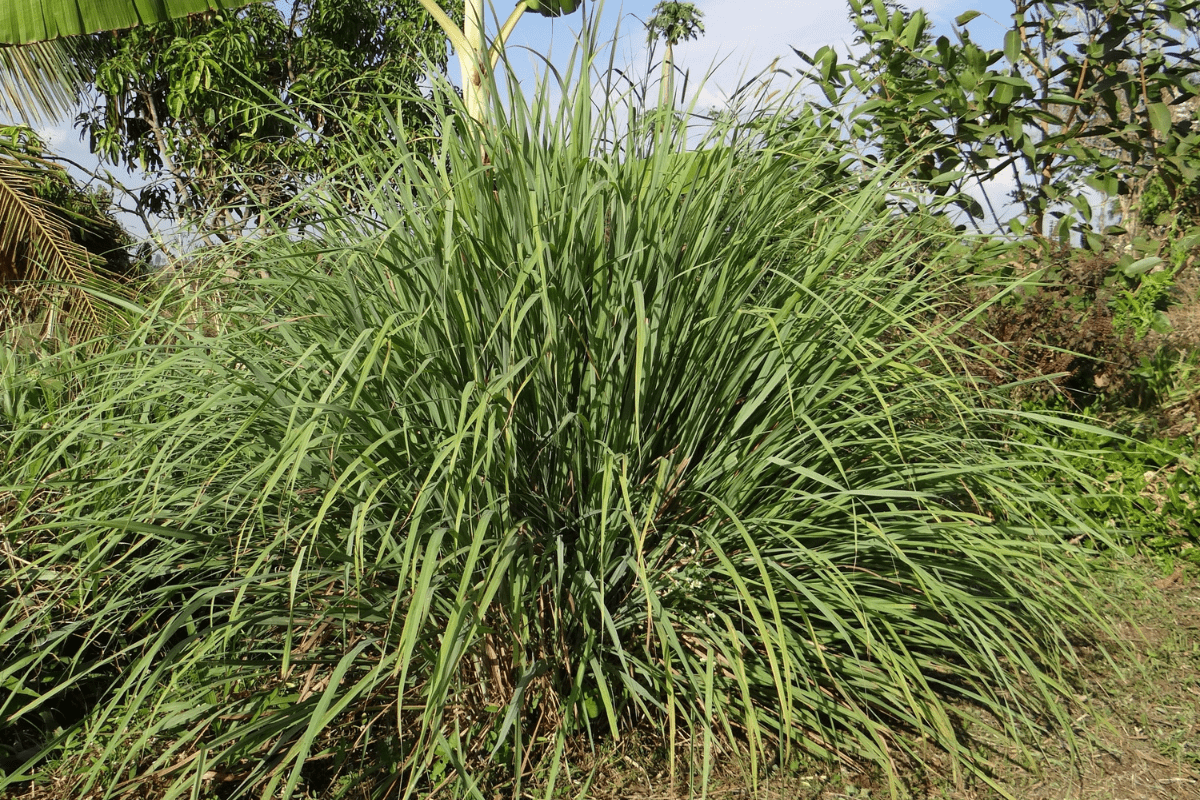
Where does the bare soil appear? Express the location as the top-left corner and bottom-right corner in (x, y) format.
(973, 560), (1200, 800)
(577, 558), (1200, 800)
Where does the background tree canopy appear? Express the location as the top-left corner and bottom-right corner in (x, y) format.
(77, 0), (460, 237)
(0, 1), (268, 124)
(795, 0), (1200, 241)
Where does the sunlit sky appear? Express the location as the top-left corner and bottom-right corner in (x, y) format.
(494, 0), (1017, 97)
(17, 0), (1024, 238)
(27, 0), (1023, 143)
(495, 0), (1024, 227)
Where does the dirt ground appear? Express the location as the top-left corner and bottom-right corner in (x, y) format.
(974, 560), (1200, 800)
(578, 558), (1200, 800)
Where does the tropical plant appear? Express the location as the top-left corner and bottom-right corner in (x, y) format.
(0, 125), (134, 341)
(78, 0), (457, 236)
(795, 0), (1200, 240)
(0, 0), (569, 131)
(0, 0), (266, 123)
(0, 43), (1116, 800)
(415, 0), (580, 121)
(645, 1), (704, 113)
(0, 0), (263, 44)
(0, 1), (260, 342)
(0, 39), (88, 123)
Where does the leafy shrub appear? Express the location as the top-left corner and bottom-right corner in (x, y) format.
(1017, 406), (1200, 564)
(952, 239), (1200, 410)
(1139, 170), (1200, 230)
(958, 245), (1144, 402)
(1, 60), (1113, 799)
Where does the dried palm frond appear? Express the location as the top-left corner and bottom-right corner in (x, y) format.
(0, 156), (126, 341)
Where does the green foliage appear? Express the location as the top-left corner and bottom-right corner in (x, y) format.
(1141, 172), (1176, 224)
(2, 44), (1115, 800)
(78, 0), (456, 233)
(0, 37), (92, 123)
(1107, 220), (1200, 341)
(0, 125), (136, 277)
(1128, 346), (1200, 410)
(1, 125), (139, 342)
(645, 2), (705, 46)
(0, 0), (264, 44)
(1019, 403), (1200, 564)
(525, 0), (580, 18)
(1110, 255), (1175, 340)
(795, 0), (1200, 239)
(1139, 169), (1200, 227)
(1, 2), (269, 128)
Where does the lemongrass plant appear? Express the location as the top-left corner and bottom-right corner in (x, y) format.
(0, 33), (1114, 800)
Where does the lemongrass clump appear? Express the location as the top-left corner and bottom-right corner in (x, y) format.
(0, 37), (1109, 800)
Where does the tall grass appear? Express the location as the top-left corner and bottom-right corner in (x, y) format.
(0, 42), (1110, 800)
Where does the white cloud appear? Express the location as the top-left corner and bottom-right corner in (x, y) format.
(34, 124), (69, 149)
(687, 0), (850, 62)
(481, 1), (859, 112)
(653, 0), (856, 110)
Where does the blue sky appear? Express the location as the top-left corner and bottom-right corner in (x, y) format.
(485, 0), (1025, 230)
(17, 0), (1025, 237)
(488, 0), (1018, 102)
(26, 0), (1023, 144)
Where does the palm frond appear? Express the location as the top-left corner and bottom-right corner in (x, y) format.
(0, 39), (87, 124)
(0, 157), (118, 340)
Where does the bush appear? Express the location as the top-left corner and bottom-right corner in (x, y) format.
(1014, 404), (1200, 565)
(1, 57), (1113, 799)
(1139, 170), (1200, 230)
(956, 243), (1170, 407)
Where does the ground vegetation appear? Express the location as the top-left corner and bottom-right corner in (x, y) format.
(2, 2), (1200, 800)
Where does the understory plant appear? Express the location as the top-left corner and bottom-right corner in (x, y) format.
(1, 40), (1114, 800)
(1026, 413), (1200, 564)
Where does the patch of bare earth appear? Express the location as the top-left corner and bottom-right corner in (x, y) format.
(885, 558), (1200, 800)
(992, 561), (1200, 800)
(576, 559), (1200, 800)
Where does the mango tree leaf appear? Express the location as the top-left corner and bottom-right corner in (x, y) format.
(901, 10), (925, 49)
(1069, 193), (1092, 218)
(927, 170), (965, 186)
(1148, 102), (1172, 135)
(1124, 256), (1163, 276)
(1004, 29), (1021, 62)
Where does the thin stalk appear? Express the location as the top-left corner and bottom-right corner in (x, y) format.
(417, 0), (531, 123)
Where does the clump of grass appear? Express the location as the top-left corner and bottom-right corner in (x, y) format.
(1, 41), (1111, 800)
